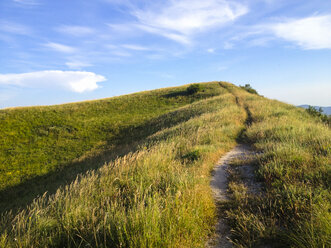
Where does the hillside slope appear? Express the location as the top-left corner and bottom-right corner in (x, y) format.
(0, 82), (330, 248)
(0, 83), (224, 212)
(1, 82), (246, 247)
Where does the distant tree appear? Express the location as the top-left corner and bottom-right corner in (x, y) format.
(187, 84), (201, 94)
(240, 84), (258, 95)
(306, 105), (330, 125)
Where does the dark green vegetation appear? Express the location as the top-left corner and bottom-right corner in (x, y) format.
(0, 82), (330, 247)
(305, 105), (331, 125)
(239, 84), (258, 95)
(299, 105), (331, 116)
(186, 83), (201, 95)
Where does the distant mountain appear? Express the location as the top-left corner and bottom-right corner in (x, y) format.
(298, 105), (331, 115)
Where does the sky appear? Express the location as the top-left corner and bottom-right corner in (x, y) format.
(0, 0), (331, 108)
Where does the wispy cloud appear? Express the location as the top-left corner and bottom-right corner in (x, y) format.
(13, 0), (39, 6)
(104, 44), (152, 56)
(0, 71), (106, 93)
(104, 44), (132, 56)
(0, 21), (32, 35)
(223, 14), (331, 50)
(107, 23), (134, 33)
(223, 41), (234, 49)
(56, 25), (94, 36)
(271, 15), (331, 50)
(134, 0), (247, 34)
(107, 0), (248, 45)
(65, 61), (92, 69)
(44, 42), (76, 53)
(121, 44), (150, 51)
(110, 50), (131, 57)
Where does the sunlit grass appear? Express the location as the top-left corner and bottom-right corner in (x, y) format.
(1, 82), (330, 247)
(222, 85), (331, 247)
(0, 91), (246, 247)
(0, 82), (224, 192)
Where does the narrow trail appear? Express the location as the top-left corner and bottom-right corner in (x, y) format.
(208, 144), (259, 248)
(208, 83), (259, 247)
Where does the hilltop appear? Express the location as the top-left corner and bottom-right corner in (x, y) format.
(0, 82), (330, 248)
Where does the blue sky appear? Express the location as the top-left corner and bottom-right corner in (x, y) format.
(0, 0), (331, 108)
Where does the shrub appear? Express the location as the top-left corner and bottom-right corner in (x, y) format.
(306, 106), (330, 125)
(181, 150), (201, 163)
(240, 84), (258, 95)
(187, 84), (201, 95)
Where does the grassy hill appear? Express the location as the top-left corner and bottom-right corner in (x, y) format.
(0, 83), (225, 212)
(0, 83), (222, 191)
(0, 82), (330, 247)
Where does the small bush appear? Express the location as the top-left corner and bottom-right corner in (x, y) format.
(187, 84), (201, 95)
(240, 84), (258, 95)
(181, 150), (201, 162)
(306, 106), (330, 125)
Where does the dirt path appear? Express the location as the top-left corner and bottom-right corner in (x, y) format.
(208, 144), (258, 248)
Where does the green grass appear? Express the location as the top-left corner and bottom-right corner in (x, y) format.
(222, 85), (331, 247)
(0, 83), (246, 247)
(0, 83), (223, 192)
(1, 81), (330, 247)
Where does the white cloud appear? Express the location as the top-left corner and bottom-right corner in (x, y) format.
(0, 21), (32, 35)
(107, 0), (248, 44)
(56, 25), (94, 36)
(135, 24), (191, 45)
(133, 0), (247, 33)
(207, 48), (215, 53)
(107, 23), (134, 33)
(104, 44), (132, 56)
(161, 32), (191, 45)
(271, 15), (331, 49)
(65, 61), (92, 69)
(44, 42), (76, 53)
(121, 44), (150, 51)
(0, 71), (106, 93)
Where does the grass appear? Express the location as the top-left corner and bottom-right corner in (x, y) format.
(221, 84), (331, 247)
(0, 82), (225, 212)
(0, 83), (223, 190)
(0, 84), (246, 247)
(1, 81), (330, 247)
